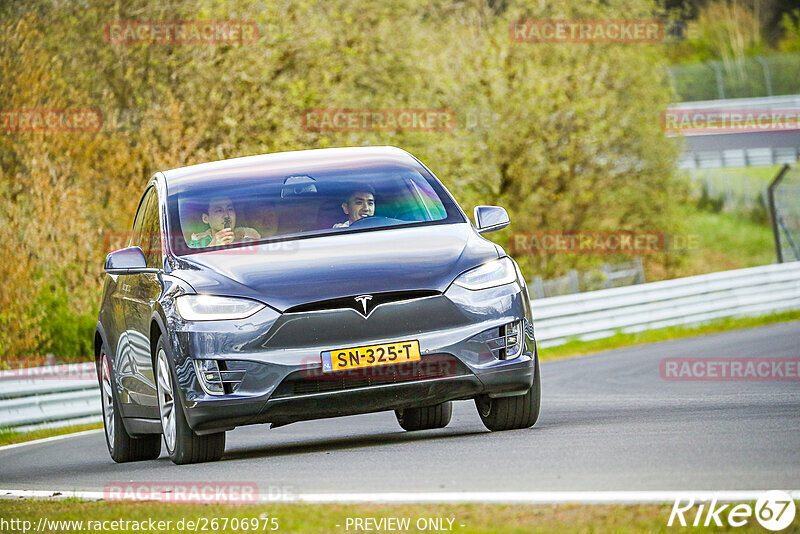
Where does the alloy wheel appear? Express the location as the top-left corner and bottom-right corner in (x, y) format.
(156, 348), (176, 452)
(100, 354), (115, 452)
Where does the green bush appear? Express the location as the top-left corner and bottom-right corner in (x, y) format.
(32, 279), (96, 359)
(697, 182), (725, 213)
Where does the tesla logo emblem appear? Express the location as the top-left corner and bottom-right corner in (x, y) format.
(354, 295), (373, 316)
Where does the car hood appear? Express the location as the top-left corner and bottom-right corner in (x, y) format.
(171, 223), (500, 312)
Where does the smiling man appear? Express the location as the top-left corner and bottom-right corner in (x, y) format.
(333, 188), (375, 228)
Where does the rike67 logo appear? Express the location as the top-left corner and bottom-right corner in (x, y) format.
(669, 491), (796, 531)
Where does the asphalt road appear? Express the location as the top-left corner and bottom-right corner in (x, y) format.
(1, 322), (798, 494)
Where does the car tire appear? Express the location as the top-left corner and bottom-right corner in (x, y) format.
(395, 401), (452, 431)
(98, 350), (161, 463)
(475, 354), (541, 431)
(155, 337), (225, 465)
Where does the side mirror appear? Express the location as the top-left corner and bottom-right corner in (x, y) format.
(474, 205), (510, 234)
(104, 246), (158, 274)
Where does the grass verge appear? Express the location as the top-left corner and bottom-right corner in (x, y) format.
(0, 422), (103, 448)
(1, 500), (795, 533)
(540, 310), (800, 360)
(678, 209), (776, 274)
(643, 207), (776, 283)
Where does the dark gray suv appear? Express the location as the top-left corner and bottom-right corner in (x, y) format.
(96, 146), (540, 464)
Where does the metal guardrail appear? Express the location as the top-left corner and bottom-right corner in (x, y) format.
(0, 363), (100, 433)
(2, 263), (799, 431)
(671, 94), (800, 112)
(533, 262), (800, 347)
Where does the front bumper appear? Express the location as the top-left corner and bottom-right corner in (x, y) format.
(165, 281), (537, 433)
(187, 353), (536, 432)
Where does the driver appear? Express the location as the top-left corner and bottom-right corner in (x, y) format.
(333, 187), (375, 228)
(189, 196), (261, 248)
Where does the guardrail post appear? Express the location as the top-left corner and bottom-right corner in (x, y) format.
(754, 56), (773, 96)
(568, 269), (579, 294)
(532, 276), (545, 299)
(601, 263), (611, 289)
(711, 61), (726, 99)
(633, 257), (645, 284)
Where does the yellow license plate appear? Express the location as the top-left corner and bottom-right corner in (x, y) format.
(321, 340), (421, 373)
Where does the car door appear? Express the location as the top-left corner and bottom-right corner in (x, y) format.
(120, 187), (162, 418)
(103, 210), (143, 393)
(111, 188), (152, 416)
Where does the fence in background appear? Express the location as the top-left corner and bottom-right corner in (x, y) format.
(687, 170), (771, 213)
(1, 262), (799, 431)
(768, 165), (800, 263)
(529, 258), (645, 299)
(667, 53), (800, 102)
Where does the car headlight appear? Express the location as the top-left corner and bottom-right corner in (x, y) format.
(175, 295), (265, 321)
(452, 257), (518, 291)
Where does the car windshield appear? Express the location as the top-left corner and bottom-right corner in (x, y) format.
(167, 162), (464, 255)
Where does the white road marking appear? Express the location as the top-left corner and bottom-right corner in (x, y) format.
(0, 429), (103, 452)
(0, 489), (798, 504)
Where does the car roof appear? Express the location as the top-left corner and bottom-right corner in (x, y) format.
(161, 146), (420, 191)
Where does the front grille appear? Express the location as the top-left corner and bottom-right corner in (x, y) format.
(262, 294), (466, 350)
(272, 354), (466, 398)
(284, 290), (440, 316)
